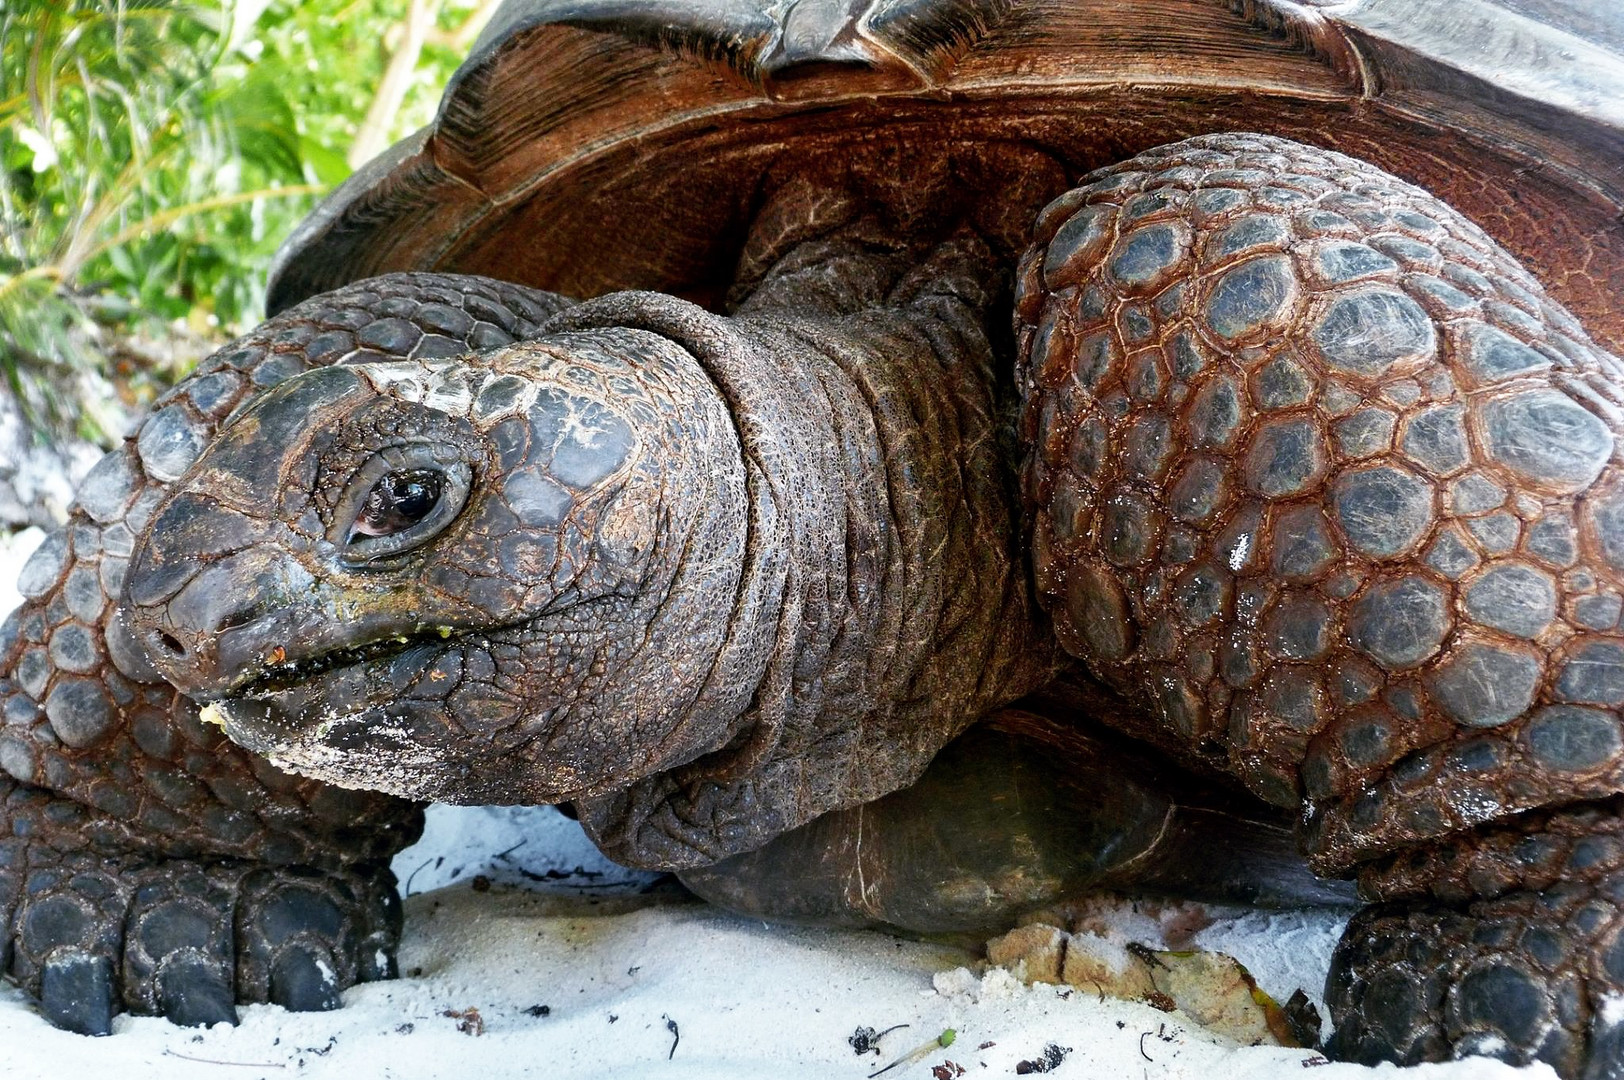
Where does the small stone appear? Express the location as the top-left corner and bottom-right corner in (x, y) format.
(987, 924), (1067, 985)
(1061, 932), (1155, 999)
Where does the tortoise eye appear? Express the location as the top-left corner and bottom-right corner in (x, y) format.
(333, 445), (472, 565)
(350, 470), (445, 540)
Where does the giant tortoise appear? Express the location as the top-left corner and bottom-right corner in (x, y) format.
(3, 0), (1624, 1073)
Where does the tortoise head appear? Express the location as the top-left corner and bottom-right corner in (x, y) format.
(124, 330), (747, 805)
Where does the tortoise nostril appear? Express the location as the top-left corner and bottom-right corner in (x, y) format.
(155, 631), (187, 658)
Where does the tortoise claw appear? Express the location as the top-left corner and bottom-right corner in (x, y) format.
(40, 951), (115, 1036)
(156, 956), (239, 1028)
(268, 946), (343, 1013)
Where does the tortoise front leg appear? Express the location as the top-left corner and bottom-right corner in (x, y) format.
(1013, 133), (1624, 1074)
(1329, 804), (1624, 1074)
(0, 272), (569, 1031)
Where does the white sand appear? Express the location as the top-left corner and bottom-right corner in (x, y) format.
(0, 528), (1546, 1080)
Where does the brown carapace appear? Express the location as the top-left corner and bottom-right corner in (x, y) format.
(3, 1), (1624, 1075)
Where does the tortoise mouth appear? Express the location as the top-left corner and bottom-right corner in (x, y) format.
(225, 623), (461, 700)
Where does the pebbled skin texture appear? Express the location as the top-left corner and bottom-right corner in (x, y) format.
(1016, 133), (1624, 1072)
(0, 272), (567, 1029)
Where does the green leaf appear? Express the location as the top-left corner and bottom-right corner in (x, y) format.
(299, 136), (351, 186)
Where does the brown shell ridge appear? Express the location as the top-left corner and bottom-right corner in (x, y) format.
(1335, 0), (1624, 205)
(1226, 0), (1372, 98)
(266, 0), (1624, 331)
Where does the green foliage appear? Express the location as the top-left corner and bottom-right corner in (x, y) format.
(0, 0), (481, 439)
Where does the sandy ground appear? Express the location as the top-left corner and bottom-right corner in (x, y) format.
(0, 528), (1543, 1080)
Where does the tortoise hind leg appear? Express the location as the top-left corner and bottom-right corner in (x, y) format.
(678, 699), (1352, 937)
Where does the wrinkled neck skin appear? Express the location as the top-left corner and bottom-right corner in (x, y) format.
(562, 218), (1062, 868)
(127, 153), (1066, 870)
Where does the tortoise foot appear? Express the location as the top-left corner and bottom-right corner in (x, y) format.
(1326, 871), (1624, 1077)
(5, 841), (400, 1032)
